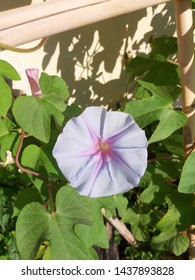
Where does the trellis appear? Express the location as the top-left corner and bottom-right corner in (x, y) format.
(0, 0), (195, 259)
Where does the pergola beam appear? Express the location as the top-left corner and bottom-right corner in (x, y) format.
(0, 0), (171, 47)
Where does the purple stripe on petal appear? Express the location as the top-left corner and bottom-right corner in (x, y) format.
(60, 145), (99, 158)
(88, 154), (104, 196)
(81, 115), (99, 142)
(112, 146), (147, 150)
(107, 123), (136, 144)
(104, 159), (118, 193)
(110, 150), (140, 180)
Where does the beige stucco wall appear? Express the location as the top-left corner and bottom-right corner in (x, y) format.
(0, 0), (175, 108)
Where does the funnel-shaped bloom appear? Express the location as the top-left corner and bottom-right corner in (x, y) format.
(53, 106), (147, 197)
(25, 68), (41, 96)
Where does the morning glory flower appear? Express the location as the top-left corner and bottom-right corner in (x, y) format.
(25, 68), (41, 96)
(53, 106), (147, 197)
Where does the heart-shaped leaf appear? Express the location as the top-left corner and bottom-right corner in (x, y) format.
(16, 185), (96, 260)
(125, 81), (187, 143)
(12, 73), (69, 143)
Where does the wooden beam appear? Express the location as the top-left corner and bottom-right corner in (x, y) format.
(174, 0), (195, 260)
(0, 0), (171, 47)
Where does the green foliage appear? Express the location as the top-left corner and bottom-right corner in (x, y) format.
(12, 73), (69, 143)
(178, 152), (195, 193)
(125, 80), (187, 143)
(0, 60), (20, 118)
(0, 34), (195, 260)
(16, 186), (97, 260)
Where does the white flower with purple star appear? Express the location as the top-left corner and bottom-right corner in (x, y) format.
(53, 106), (148, 197)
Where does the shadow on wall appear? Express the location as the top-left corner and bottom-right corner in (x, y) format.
(0, 0), (32, 12)
(0, 0), (47, 12)
(43, 2), (176, 109)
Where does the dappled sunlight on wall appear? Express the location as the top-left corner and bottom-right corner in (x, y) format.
(42, 2), (175, 109)
(0, 1), (175, 109)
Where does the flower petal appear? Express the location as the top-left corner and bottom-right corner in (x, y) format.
(53, 106), (148, 198)
(102, 111), (135, 140)
(111, 148), (147, 178)
(87, 154), (140, 197)
(110, 122), (147, 148)
(81, 106), (107, 139)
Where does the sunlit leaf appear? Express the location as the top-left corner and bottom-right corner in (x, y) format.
(0, 60), (20, 80)
(125, 81), (187, 143)
(12, 73), (69, 143)
(178, 152), (195, 193)
(0, 76), (12, 117)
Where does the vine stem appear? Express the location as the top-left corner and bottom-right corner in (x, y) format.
(0, 37), (48, 53)
(15, 129), (55, 213)
(174, 0), (195, 260)
(15, 129), (40, 177)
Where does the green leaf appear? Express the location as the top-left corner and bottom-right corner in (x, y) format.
(0, 132), (19, 161)
(126, 56), (159, 82)
(122, 208), (150, 241)
(0, 118), (12, 137)
(0, 118), (19, 160)
(132, 227), (149, 242)
(156, 197), (180, 232)
(151, 36), (178, 59)
(96, 196), (116, 217)
(149, 109), (187, 144)
(76, 199), (108, 249)
(12, 96), (50, 143)
(122, 208), (139, 225)
(39, 72), (69, 101)
(156, 191), (194, 232)
(64, 104), (82, 123)
(12, 73), (69, 143)
(178, 152), (195, 193)
(113, 194), (128, 217)
(163, 133), (184, 157)
(16, 185), (96, 260)
(152, 232), (189, 256)
(12, 187), (42, 218)
(0, 60), (20, 80)
(21, 144), (60, 178)
(138, 80), (181, 103)
(126, 43), (179, 86)
(125, 81), (187, 143)
(140, 178), (171, 205)
(20, 144), (64, 190)
(143, 62), (180, 86)
(134, 85), (151, 98)
(0, 76), (12, 117)
(148, 159), (182, 180)
(7, 235), (21, 260)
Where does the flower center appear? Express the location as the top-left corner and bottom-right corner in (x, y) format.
(98, 141), (110, 153)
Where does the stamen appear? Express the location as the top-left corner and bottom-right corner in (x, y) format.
(99, 141), (110, 153)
